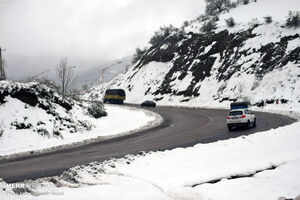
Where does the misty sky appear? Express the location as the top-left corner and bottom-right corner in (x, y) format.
(0, 0), (205, 80)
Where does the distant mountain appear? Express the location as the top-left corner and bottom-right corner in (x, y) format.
(72, 56), (132, 90)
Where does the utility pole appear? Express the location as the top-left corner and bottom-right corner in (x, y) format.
(0, 46), (6, 80)
(101, 61), (122, 83)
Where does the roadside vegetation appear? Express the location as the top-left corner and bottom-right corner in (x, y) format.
(286, 11), (300, 28)
(88, 101), (107, 119)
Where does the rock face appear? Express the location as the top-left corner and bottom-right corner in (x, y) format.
(86, 22), (300, 108)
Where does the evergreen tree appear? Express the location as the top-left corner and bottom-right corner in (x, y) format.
(149, 25), (178, 47)
(132, 47), (148, 64)
(286, 11), (300, 28)
(205, 0), (230, 15)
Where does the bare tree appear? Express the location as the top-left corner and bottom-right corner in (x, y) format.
(56, 57), (75, 99)
(0, 47), (6, 81)
(0, 59), (6, 81)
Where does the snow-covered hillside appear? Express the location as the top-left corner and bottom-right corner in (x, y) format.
(0, 81), (160, 157)
(0, 81), (96, 138)
(85, 0), (300, 111)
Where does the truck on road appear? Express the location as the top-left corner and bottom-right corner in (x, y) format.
(103, 89), (126, 104)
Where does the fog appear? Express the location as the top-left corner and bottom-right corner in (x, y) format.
(0, 0), (205, 82)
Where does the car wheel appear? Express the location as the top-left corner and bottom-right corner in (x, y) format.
(246, 121), (251, 129)
(253, 118), (256, 127)
(227, 125), (233, 131)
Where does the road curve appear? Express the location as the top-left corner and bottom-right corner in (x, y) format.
(0, 106), (295, 183)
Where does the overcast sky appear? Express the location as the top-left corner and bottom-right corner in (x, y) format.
(0, 0), (205, 80)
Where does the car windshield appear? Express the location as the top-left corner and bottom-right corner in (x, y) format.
(229, 111), (243, 116)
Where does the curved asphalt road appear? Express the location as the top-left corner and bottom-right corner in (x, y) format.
(0, 106), (295, 183)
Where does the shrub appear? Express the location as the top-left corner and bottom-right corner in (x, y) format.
(200, 19), (217, 32)
(182, 21), (189, 28)
(286, 11), (300, 28)
(78, 120), (94, 131)
(205, 0), (230, 15)
(264, 16), (272, 24)
(52, 130), (63, 139)
(149, 25), (178, 47)
(225, 17), (235, 27)
(242, 0), (249, 5)
(230, 2), (237, 8)
(87, 102), (107, 119)
(11, 121), (33, 129)
(37, 128), (50, 138)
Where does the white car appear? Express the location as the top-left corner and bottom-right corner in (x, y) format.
(226, 109), (256, 131)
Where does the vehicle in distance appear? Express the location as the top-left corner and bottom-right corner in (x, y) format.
(230, 101), (249, 110)
(226, 109), (256, 131)
(103, 89), (126, 104)
(141, 100), (156, 107)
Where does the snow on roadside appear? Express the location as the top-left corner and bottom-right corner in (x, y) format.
(0, 102), (162, 159)
(1, 114), (299, 200)
(86, 121), (300, 200)
(0, 182), (171, 200)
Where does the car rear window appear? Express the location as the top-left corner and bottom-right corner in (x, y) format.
(229, 111), (243, 116)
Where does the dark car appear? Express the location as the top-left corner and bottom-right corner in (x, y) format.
(230, 102), (249, 110)
(141, 100), (156, 107)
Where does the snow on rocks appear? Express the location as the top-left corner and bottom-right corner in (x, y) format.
(84, 1), (300, 112)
